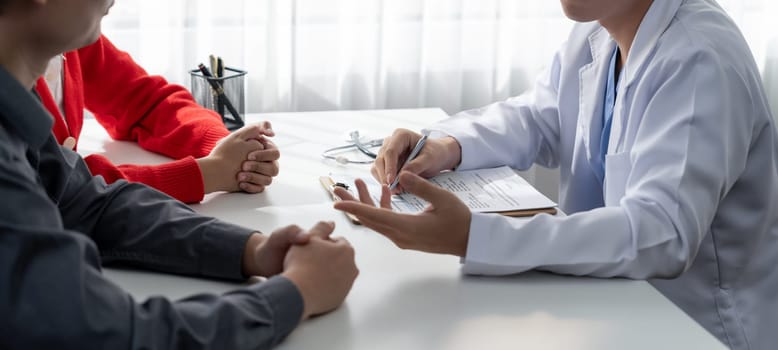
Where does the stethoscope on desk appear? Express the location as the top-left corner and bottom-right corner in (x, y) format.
(321, 130), (383, 164)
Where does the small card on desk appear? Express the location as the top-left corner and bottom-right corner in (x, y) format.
(320, 166), (557, 225)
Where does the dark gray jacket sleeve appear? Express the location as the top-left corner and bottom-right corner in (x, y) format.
(0, 133), (303, 349)
(47, 139), (252, 280)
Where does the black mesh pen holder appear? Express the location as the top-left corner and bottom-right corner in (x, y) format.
(190, 67), (247, 131)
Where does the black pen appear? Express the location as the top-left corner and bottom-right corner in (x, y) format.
(216, 57), (224, 78)
(215, 57), (225, 116)
(197, 63), (242, 124)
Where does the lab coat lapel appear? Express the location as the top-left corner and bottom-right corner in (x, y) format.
(622, 0), (683, 88)
(578, 28), (616, 170)
(610, 0), (683, 152)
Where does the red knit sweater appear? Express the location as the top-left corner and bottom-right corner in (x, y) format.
(35, 35), (230, 203)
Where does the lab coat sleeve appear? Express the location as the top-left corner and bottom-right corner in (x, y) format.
(463, 49), (751, 279)
(429, 52), (563, 171)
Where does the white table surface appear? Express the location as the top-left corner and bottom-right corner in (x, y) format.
(78, 108), (724, 350)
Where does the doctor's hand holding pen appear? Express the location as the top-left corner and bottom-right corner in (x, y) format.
(371, 128), (464, 194)
(196, 121), (281, 194)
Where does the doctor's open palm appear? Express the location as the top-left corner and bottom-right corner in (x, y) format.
(333, 171), (471, 257)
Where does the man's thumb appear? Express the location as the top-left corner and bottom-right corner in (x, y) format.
(308, 221), (336, 240)
(268, 226), (309, 249)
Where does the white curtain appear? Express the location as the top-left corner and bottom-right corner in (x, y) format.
(102, 0), (778, 115)
(103, 0), (570, 114)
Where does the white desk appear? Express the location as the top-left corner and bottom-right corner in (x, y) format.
(78, 108), (724, 350)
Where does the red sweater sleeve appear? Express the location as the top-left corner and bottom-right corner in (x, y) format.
(83, 154), (206, 204)
(78, 35), (230, 159)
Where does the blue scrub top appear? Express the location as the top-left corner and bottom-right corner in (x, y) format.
(596, 47), (622, 184)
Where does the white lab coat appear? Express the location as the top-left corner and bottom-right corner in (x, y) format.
(432, 0), (778, 348)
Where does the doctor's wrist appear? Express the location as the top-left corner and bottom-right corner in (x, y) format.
(441, 137), (463, 170)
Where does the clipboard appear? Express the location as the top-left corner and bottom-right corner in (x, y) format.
(320, 176), (362, 225)
(484, 206), (557, 217)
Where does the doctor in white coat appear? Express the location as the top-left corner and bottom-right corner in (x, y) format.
(334, 0), (778, 348)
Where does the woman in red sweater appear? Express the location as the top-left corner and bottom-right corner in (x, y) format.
(36, 35), (279, 203)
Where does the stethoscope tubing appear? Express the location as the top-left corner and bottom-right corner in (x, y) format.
(321, 138), (383, 164)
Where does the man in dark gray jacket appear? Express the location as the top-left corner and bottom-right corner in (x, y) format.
(0, 0), (358, 348)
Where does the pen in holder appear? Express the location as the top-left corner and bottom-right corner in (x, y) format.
(190, 65), (247, 131)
